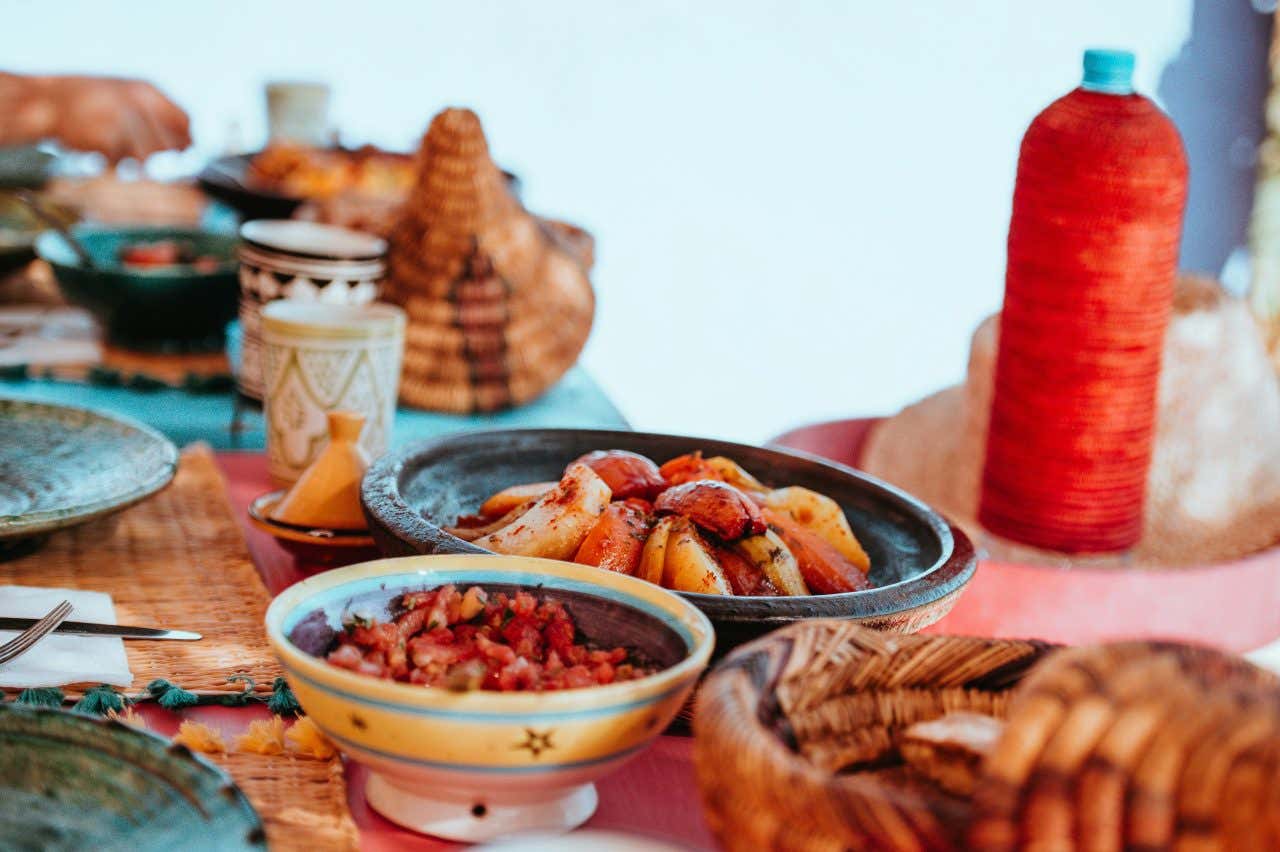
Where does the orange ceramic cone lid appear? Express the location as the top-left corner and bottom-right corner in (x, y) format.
(269, 411), (371, 530)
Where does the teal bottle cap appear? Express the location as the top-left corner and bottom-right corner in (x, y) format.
(1081, 48), (1135, 95)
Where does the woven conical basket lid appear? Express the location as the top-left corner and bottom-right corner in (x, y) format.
(386, 108), (595, 413)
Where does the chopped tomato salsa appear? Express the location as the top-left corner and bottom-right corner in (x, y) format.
(324, 585), (655, 692)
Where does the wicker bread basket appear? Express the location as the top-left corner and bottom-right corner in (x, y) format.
(386, 107), (595, 413)
(693, 622), (1280, 851)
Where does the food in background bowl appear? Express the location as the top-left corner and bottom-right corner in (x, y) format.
(118, 239), (223, 271)
(265, 554), (713, 842)
(448, 450), (873, 597)
(247, 143), (416, 200)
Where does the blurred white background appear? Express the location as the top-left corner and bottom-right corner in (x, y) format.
(3, 0), (1270, 442)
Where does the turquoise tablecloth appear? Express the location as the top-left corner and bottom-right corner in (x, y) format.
(0, 367), (628, 449)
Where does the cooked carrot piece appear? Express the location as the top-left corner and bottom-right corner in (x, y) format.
(712, 544), (778, 596)
(763, 508), (870, 594)
(573, 501), (650, 575)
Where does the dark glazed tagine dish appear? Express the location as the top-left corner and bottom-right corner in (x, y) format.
(0, 399), (178, 552)
(361, 429), (976, 654)
(0, 704), (264, 851)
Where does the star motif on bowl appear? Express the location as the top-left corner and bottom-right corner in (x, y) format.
(513, 728), (555, 758)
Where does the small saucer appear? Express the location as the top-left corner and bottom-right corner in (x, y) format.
(248, 491), (379, 565)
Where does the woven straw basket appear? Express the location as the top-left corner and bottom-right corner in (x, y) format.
(693, 621), (1280, 851)
(385, 108), (594, 414)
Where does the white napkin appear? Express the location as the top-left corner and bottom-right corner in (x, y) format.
(0, 586), (132, 688)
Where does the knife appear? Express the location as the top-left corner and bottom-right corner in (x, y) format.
(0, 618), (201, 641)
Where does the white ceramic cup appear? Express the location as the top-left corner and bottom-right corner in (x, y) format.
(261, 301), (405, 484)
(265, 81), (331, 146)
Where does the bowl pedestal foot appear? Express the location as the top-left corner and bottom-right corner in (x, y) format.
(365, 772), (599, 842)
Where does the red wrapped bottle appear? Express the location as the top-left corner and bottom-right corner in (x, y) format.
(979, 49), (1188, 553)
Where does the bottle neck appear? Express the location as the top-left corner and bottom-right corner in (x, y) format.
(1080, 80), (1133, 96)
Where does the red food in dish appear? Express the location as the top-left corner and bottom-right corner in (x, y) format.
(324, 584), (654, 692)
(763, 508), (870, 594)
(712, 544), (779, 596)
(571, 450), (666, 500)
(574, 501), (651, 575)
(658, 452), (721, 488)
(118, 239), (222, 271)
(654, 480), (767, 541)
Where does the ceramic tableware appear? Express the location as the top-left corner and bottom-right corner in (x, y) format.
(0, 704), (264, 850)
(264, 554), (714, 842)
(35, 225), (238, 351)
(265, 81), (332, 146)
(235, 220), (386, 401)
(0, 399), (178, 551)
(248, 491), (379, 565)
(270, 410), (370, 530)
(360, 428), (976, 658)
(260, 301), (404, 484)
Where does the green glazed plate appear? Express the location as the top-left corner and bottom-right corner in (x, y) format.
(0, 399), (178, 542)
(0, 705), (264, 851)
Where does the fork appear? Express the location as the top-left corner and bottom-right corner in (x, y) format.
(0, 600), (73, 666)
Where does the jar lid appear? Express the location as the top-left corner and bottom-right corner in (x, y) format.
(1081, 48), (1135, 95)
(239, 220), (387, 261)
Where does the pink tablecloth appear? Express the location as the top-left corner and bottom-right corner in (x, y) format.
(135, 452), (715, 852)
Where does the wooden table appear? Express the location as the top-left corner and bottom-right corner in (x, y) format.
(134, 452), (714, 851)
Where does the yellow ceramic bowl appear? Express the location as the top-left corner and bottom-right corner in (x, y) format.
(264, 554), (714, 841)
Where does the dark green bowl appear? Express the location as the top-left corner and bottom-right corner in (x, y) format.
(36, 226), (239, 351)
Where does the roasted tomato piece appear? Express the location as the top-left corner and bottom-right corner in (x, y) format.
(119, 240), (183, 268)
(654, 480), (766, 541)
(570, 450), (666, 500)
(573, 501), (650, 575)
(763, 508), (870, 593)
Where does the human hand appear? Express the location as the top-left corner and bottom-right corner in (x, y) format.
(42, 75), (191, 162)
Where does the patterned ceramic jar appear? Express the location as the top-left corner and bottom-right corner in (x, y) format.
(237, 220), (387, 401)
(260, 301), (405, 484)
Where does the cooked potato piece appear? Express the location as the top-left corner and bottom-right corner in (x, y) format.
(479, 481), (555, 518)
(662, 517), (732, 595)
(474, 464), (611, 559)
(638, 516), (675, 585)
(734, 530), (810, 596)
(703, 456), (768, 497)
(762, 487), (870, 572)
